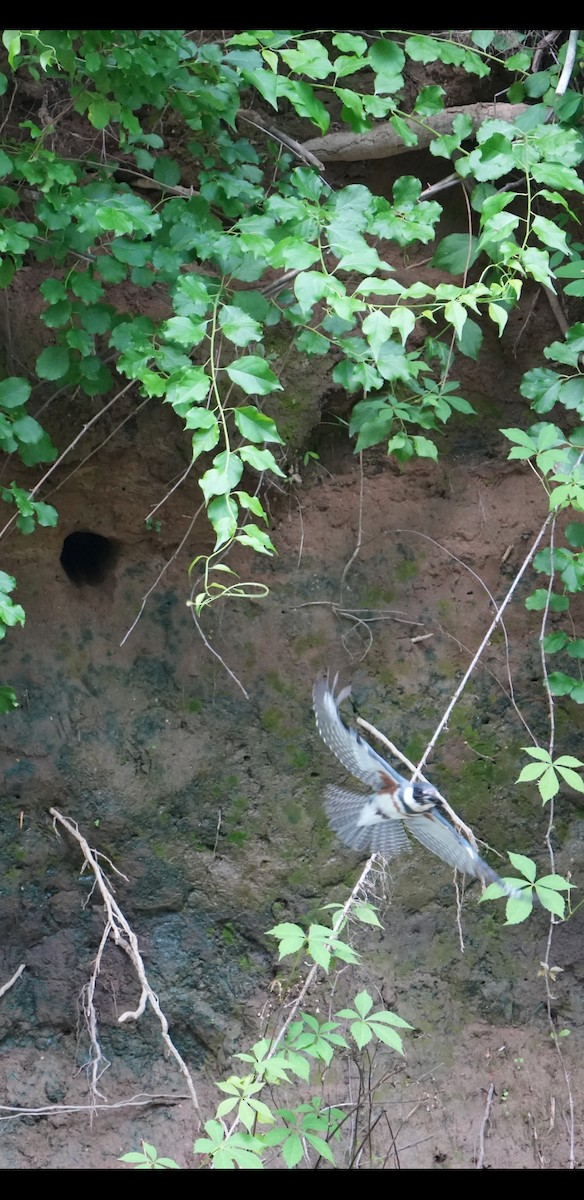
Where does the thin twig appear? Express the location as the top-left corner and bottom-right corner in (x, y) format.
(145, 459), (196, 525)
(188, 601), (250, 700)
(532, 31), (561, 73)
(340, 451), (364, 601)
(120, 505), (204, 646)
(0, 382), (135, 544)
(44, 396), (152, 501)
(415, 513), (553, 779)
(239, 109), (326, 172)
(0, 1092), (188, 1122)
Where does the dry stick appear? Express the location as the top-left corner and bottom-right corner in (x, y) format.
(49, 807), (201, 1117)
(0, 963), (25, 1000)
(239, 110), (326, 173)
(544, 287), (569, 337)
(0, 1092), (188, 1122)
(475, 1081), (495, 1170)
(532, 30), (561, 73)
(301, 103), (528, 162)
(556, 29), (580, 95)
(0, 381), (135, 543)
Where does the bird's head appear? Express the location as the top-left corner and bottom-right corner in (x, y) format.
(400, 781), (439, 813)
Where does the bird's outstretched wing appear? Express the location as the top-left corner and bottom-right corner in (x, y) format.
(313, 676), (403, 790)
(324, 785), (411, 858)
(405, 809), (502, 886)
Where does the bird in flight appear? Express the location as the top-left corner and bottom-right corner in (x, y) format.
(313, 675), (513, 892)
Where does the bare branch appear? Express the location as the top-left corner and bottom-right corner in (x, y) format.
(0, 963), (25, 1001)
(302, 103), (528, 162)
(50, 808), (201, 1117)
(475, 1081), (495, 1169)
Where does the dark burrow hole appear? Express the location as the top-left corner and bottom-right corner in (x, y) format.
(60, 531), (119, 587)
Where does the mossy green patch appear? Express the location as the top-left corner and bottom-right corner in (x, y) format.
(292, 631), (327, 656)
(394, 558), (418, 582)
(225, 830), (248, 847)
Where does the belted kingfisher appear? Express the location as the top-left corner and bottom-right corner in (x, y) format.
(313, 676), (513, 892)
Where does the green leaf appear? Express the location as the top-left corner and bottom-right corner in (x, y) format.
(471, 30), (494, 50)
(390, 115), (418, 148)
(539, 767), (560, 802)
(488, 304), (508, 336)
(153, 156), (181, 186)
(282, 1133), (304, 1169)
(352, 901), (382, 926)
(522, 247), (553, 289)
(565, 522), (584, 548)
(532, 215), (570, 257)
(225, 356), (282, 396)
(36, 346), (70, 380)
(207, 494), (238, 549)
(548, 671), (576, 697)
(430, 234), (480, 274)
(535, 887), (565, 918)
(412, 435), (438, 461)
(353, 990), (373, 1018)
(556, 766), (584, 793)
(456, 317), (483, 360)
(507, 852), (537, 882)
(350, 1020), (373, 1049)
(413, 85), (445, 116)
(0, 686), (18, 712)
(219, 305), (262, 347)
(239, 445), (285, 476)
(233, 406), (283, 444)
(536, 873), (573, 891)
(362, 310), (392, 357)
(467, 133), (515, 181)
(371, 1024), (406, 1053)
(526, 589), (569, 612)
(186, 410), (220, 462)
(517, 763), (547, 782)
(294, 329), (330, 355)
(369, 37), (405, 79)
(236, 490), (267, 521)
(505, 893), (533, 925)
(532, 162), (584, 195)
(278, 78), (329, 134)
(237, 524), (276, 555)
(162, 316), (207, 348)
(199, 451), (243, 502)
(12, 415), (44, 445)
(0, 377), (31, 409)
(444, 300), (467, 340)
